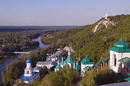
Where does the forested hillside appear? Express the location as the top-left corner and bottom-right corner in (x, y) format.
(42, 15), (130, 63)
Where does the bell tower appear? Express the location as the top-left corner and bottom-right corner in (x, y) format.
(24, 59), (33, 76)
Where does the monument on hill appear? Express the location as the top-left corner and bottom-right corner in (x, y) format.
(105, 13), (108, 19)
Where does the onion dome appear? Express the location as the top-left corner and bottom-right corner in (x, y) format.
(26, 59), (32, 63)
(55, 64), (61, 70)
(65, 55), (74, 64)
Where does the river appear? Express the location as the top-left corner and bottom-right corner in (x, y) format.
(0, 36), (49, 82)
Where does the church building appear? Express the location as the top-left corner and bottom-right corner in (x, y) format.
(110, 40), (130, 74)
(20, 59), (39, 83)
(65, 50), (75, 68)
(55, 49), (76, 71)
(81, 56), (94, 76)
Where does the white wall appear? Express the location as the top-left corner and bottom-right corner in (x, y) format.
(110, 50), (130, 73)
(81, 64), (93, 76)
(36, 64), (53, 69)
(24, 69), (33, 77)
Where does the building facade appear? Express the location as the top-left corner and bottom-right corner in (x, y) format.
(20, 59), (39, 83)
(110, 40), (130, 74)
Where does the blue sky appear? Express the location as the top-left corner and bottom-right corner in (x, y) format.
(0, 0), (130, 26)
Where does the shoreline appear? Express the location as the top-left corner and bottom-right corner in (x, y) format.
(0, 36), (49, 82)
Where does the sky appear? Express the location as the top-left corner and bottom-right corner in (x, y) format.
(0, 0), (130, 26)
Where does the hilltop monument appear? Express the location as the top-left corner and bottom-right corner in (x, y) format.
(105, 13), (108, 19)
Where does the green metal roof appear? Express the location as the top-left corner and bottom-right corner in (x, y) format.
(60, 60), (66, 65)
(82, 56), (91, 62)
(83, 66), (90, 71)
(110, 47), (130, 53)
(114, 40), (129, 48)
(118, 57), (130, 68)
(65, 55), (74, 64)
(118, 57), (130, 62)
(82, 61), (93, 65)
(110, 40), (130, 53)
(74, 65), (80, 71)
(124, 77), (130, 81)
(95, 57), (109, 66)
(102, 57), (109, 62)
(95, 61), (102, 66)
(55, 64), (61, 70)
(81, 56), (93, 64)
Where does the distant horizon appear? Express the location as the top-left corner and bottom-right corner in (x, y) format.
(0, 14), (129, 26)
(0, 0), (130, 26)
(0, 13), (129, 26)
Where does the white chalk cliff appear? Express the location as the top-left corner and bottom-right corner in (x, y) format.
(93, 18), (116, 33)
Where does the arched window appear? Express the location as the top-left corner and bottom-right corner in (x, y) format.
(113, 54), (116, 66)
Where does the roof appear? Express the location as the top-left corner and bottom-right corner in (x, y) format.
(102, 57), (109, 62)
(110, 40), (130, 53)
(49, 50), (62, 59)
(74, 65), (80, 71)
(95, 61), (102, 66)
(83, 66), (90, 71)
(26, 59), (31, 63)
(37, 61), (52, 65)
(82, 61), (93, 64)
(33, 67), (41, 70)
(20, 72), (39, 81)
(60, 60), (66, 65)
(118, 57), (130, 62)
(81, 56), (93, 65)
(110, 47), (130, 53)
(65, 55), (74, 64)
(55, 64), (61, 70)
(82, 56), (91, 62)
(124, 77), (130, 81)
(95, 57), (109, 66)
(118, 57), (130, 68)
(114, 40), (129, 48)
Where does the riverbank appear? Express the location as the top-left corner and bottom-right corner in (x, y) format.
(0, 45), (39, 64)
(0, 36), (49, 82)
(0, 55), (15, 64)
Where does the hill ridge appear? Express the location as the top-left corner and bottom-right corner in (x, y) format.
(42, 14), (130, 63)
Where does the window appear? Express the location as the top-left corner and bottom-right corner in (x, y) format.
(114, 57), (116, 66)
(27, 71), (29, 74)
(113, 54), (116, 66)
